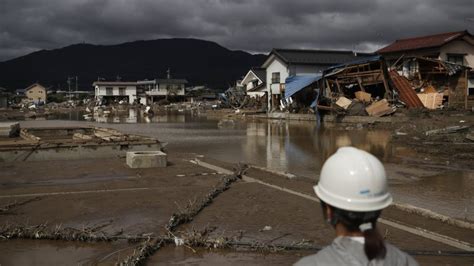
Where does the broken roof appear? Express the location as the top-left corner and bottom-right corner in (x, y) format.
(263, 48), (370, 67)
(411, 56), (469, 76)
(377, 30), (472, 54)
(324, 55), (383, 76)
(285, 74), (322, 99)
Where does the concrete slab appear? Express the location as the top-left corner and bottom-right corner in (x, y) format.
(126, 151), (167, 168)
(0, 122), (20, 137)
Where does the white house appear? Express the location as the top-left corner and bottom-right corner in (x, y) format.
(137, 78), (187, 104)
(240, 68), (266, 98)
(93, 81), (142, 104)
(261, 49), (368, 111)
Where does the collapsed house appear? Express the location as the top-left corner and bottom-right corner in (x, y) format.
(0, 125), (162, 162)
(392, 56), (472, 110)
(315, 55), (398, 116)
(282, 74), (322, 113)
(293, 55), (473, 116)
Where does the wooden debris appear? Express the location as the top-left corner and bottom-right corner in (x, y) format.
(389, 70), (424, 108)
(72, 133), (94, 141)
(365, 99), (395, 117)
(417, 93), (443, 109)
(355, 91), (372, 103)
(425, 126), (470, 136)
(0, 222), (128, 242)
(166, 163), (247, 231)
(335, 97), (352, 110)
(20, 129), (41, 142)
(466, 133), (474, 142)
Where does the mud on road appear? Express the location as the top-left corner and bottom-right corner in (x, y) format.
(0, 150), (473, 265)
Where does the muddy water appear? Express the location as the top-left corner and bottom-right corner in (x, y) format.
(19, 110), (474, 222)
(0, 239), (128, 265)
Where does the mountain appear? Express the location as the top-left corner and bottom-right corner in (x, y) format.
(0, 38), (267, 91)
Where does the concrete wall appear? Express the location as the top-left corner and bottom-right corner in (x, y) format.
(157, 83), (185, 96)
(95, 85), (137, 104)
(440, 39), (474, 68)
(26, 84), (47, 104)
(289, 64), (326, 76)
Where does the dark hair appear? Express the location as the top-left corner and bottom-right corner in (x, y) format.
(321, 201), (386, 261)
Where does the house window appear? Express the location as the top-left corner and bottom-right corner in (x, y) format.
(447, 54), (464, 66)
(106, 87), (113, 95)
(271, 72), (280, 84)
(119, 87), (126, 95)
(468, 87), (474, 96)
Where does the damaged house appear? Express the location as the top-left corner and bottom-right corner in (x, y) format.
(322, 55), (392, 112)
(240, 68), (266, 99)
(391, 57), (472, 110)
(378, 30), (474, 109)
(261, 49), (371, 112)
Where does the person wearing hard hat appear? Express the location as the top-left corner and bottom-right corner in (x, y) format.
(294, 147), (418, 266)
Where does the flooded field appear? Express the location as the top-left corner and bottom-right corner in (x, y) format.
(1, 110), (473, 265)
(21, 110), (474, 222)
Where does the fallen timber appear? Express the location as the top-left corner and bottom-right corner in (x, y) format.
(0, 126), (162, 162)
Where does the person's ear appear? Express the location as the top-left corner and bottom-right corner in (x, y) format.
(325, 205), (332, 223)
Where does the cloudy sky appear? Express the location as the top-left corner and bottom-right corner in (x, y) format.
(1, 0), (473, 61)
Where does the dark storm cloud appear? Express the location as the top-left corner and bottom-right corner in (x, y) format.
(1, 0), (473, 61)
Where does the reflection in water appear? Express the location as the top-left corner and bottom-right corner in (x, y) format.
(93, 109), (189, 123)
(243, 120), (393, 177)
(33, 111), (473, 221)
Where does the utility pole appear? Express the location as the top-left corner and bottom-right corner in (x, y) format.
(67, 77), (72, 101)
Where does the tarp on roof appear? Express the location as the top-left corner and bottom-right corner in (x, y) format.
(284, 74), (322, 99)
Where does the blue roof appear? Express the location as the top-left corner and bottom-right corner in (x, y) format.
(284, 74), (322, 99)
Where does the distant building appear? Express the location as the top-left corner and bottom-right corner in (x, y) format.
(240, 68), (266, 98)
(137, 72), (188, 104)
(377, 30), (474, 68)
(93, 81), (142, 104)
(25, 83), (47, 104)
(261, 49), (370, 110)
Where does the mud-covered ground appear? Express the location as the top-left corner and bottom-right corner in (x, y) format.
(0, 151), (473, 265)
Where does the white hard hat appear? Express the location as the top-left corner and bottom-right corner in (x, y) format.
(314, 147), (392, 212)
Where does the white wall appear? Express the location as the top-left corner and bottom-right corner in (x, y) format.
(440, 40), (474, 68)
(266, 58), (288, 96)
(157, 84), (185, 96)
(247, 91), (266, 98)
(95, 85), (137, 104)
(290, 64), (326, 75)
